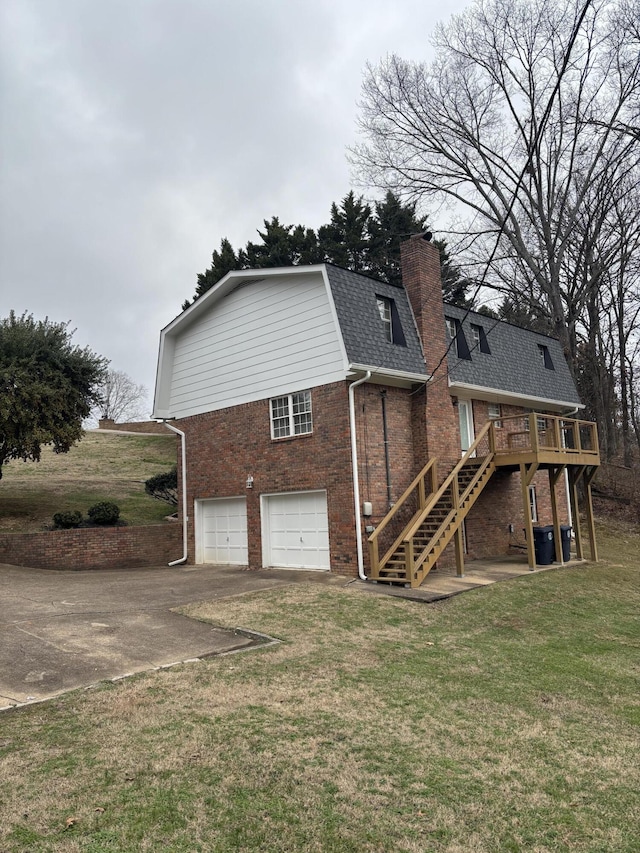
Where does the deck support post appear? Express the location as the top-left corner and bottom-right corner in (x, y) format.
(520, 463), (536, 570)
(568, 466), (585, 560)
(584, 466), (598, 562)
(452, 475), (465, 577)
(548, 465), (566, 564)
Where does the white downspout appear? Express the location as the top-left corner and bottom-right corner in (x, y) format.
(163, 421), (188, 566)
(349, 371), (371, 580)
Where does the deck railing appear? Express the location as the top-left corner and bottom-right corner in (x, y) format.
(492, 413), (599, 460)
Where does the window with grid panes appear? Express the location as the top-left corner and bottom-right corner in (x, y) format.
(270, 391), (312, 439)
(376, 297), (393, 342)
(488, 402), (502, 427)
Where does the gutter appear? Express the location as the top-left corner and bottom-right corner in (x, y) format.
(348, 371), (371, 581)
(162, 421), (188, 566)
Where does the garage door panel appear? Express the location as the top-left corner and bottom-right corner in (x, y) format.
(263, 491), (329, 570)
(198, 497), (248, 565)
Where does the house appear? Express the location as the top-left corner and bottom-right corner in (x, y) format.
(152, 234), (599, 586)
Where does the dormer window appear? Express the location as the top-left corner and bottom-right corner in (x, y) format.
(538, 344), (554, 369)
(444, 316), (471, 360)
(377, 297), (393, 342)
(470, 323), (491, 354)
(376, 296), (406, 347)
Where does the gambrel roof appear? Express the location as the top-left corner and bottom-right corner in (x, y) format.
(153, 263), (582, 419)
(324, 265), (426, 376)
(443, 303), (582, 409)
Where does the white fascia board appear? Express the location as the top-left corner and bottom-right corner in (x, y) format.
(448, 380), (585, 412)
(152, 331), (176, 419)
(320, 266), (352, 373)
(349, 363), (430, 386)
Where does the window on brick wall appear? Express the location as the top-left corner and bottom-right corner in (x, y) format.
(270, 390), (313, 439)
(528, 485), (538, 523)
(488, 402), (502, 427)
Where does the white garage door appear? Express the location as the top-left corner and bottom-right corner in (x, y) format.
(263, 490), (330, 570)
(197, 497), (248, 565)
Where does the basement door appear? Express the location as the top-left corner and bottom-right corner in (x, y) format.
(196, 497), (248, 565)
(262, 490), (330, 570)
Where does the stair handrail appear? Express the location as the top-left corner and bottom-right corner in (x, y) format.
(402, 421), (494, 545)
(368, 457), (437, 546)
(411, 454), (496, 577)
(368, 457), (437, 576)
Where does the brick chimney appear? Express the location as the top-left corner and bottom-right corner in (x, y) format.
(400, 234), (461, 470)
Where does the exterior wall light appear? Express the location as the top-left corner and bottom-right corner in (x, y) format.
(246, 475), (254, 489)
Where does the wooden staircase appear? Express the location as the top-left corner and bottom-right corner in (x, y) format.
(369, 422), (496, 588)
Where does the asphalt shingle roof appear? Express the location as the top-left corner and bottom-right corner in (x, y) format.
(443, 303), (581, 405)
(325, 265), (427, 375)
(325, 264), (580, 406)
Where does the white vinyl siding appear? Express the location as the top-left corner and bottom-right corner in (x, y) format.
(165, 274), (345, 418)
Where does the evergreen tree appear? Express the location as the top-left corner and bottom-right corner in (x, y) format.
(183, 238), (240, 310)
(318, 192), (372, 272)
(183, 191), (471, 307)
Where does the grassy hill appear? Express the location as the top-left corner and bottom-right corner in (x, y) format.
(0, 431), (178, 532)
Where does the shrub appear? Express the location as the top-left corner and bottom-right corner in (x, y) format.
(145, 466), (178, 506)
(52, 510), (83, 529)
(87, 501), (121, 525)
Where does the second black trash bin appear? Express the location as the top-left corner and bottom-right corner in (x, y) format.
(533, 525), (555, 565)
(560, 524), (572, 562)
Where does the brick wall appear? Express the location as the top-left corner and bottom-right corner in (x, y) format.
(0, 524), (182, 570)
(174, 381), (358, 576)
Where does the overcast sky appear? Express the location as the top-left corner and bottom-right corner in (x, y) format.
(0, 0), (469, 409)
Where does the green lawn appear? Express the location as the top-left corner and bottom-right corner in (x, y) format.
(0, 431), (178, 531)
(0, 519), (638, 852)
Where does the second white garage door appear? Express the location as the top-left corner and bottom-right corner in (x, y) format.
(262, 490), (330, 570)
(196, 497), (248, 565)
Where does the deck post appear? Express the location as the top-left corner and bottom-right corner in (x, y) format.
(568, 466), (585, 560)
(548, 466), (565, 564)
(405, 539), (415, 587)
(584, 466), (599, 562)
(452, 476), (464, 577)
(370, 537), (379, 579)
(520, 463), (536, 570)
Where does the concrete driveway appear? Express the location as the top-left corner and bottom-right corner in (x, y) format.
(0, 562), (344, 708)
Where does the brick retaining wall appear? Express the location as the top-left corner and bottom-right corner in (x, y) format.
(0, 524), (182, 570)
(98, 419), (170, 434)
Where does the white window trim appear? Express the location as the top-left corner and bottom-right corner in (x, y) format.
(488, 402), (502, 428)
(270, 390), (313, 439)
(377, 297), (393, 343)
(528, 485), (538, 523)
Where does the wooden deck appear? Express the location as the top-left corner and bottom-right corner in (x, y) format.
(367, 413), (600, 586)
(493, 413), (600, 468)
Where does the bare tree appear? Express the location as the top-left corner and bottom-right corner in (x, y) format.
(353, 0), (640, 364)
(96, 369), (148, 423)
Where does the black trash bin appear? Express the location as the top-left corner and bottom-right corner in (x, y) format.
(560, 525), (572, 562)
(532, 525), (555, 565)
